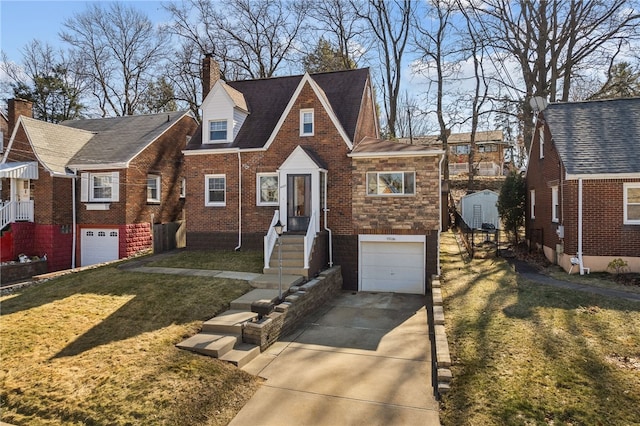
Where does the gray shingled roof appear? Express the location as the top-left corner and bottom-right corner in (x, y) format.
(63, 110), (190, 166)
(186, 68), (370, 151)
(19, 116), (94, 174)
(351, 136), (444, 156)
(543, 98), (640, 175)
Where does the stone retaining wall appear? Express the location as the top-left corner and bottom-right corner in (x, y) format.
(243, 266), (343, 351)
(0, 260), (48, 285)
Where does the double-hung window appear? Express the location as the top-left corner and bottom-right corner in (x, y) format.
(257, 173), (279, 205)
(81, 172), (119, 203)
(209, 120), (228, 142)
(624, 183), (640, 224)
(551, 186), (559, 222)
(147, 174), (161, 203)
(367, 172), (415, 196)
(205, 174), (226, 206)
(300, 109), (314, 136)
(530, 189), (536, 219)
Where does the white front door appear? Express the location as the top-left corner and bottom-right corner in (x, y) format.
(15, 179), (30, 201)
(359, 235), (426, 294)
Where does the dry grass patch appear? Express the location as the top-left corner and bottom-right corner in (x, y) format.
(544, 265), (640, 295)
(1, 265), (261, 425)
(147, 249), (264, 274)
(439, 230), (640, 425)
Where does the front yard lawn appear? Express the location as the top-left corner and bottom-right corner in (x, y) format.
(0, 265), (260, 425)
(439, 230), (640, 425)
(147, 249), (264, 274)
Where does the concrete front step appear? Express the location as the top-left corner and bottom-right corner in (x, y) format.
(219, 343), (261, 368)
(201, 310), (258, 334)
(176, 332), (239, 357)
(251, 273), (305, 289)
(230, 289), (283, 311)
(263, 266), (308, 277)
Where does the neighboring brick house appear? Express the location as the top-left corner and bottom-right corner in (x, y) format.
(402, 130), (506, 176)
(0, 98), (197, 271)
(526, 98), (640, 274)
(184, 59), (445, 293)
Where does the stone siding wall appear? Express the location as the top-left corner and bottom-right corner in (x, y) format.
(243, 266), (343, 350)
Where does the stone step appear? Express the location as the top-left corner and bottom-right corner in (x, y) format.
(176, 333), (239, 358)
(273, 249), (304, 259)
(201, 310), (258, 334)
(263, 266), (308, 277)
(219, 343), (261, 368)
(230, 289), (282, 311)
(251, 273), (305, 289)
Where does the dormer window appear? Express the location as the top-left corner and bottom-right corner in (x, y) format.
(209, 120), (228, 142)
(300, 109), (314, 136)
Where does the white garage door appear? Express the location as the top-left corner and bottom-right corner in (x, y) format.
(359, 236), (425, 294)
(81, 228), (119, 266)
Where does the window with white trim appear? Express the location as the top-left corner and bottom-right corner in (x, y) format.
(208, 119), (228, 142)
(551, 185), (559, 222)
(539, 129), (545, 159)
(257, 173), (278, 205)
(180, 178), (186, 198)
(530, 189), (536, 219)
(300, 109), (314, 136)
(205, 174), (226, 206)
(81, 172), (120, 202)
(147, 174), (161, 203)
(624, 182), (640, 224)
(367, 172), (415, 196)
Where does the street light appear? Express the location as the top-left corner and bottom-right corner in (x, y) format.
(273, 219), (284, 300)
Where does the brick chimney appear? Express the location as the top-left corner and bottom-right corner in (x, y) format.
(8, 98), (33, 135)
(202, 54), (220, 99)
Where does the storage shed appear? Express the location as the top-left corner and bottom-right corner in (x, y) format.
(460, 189), (500, 229)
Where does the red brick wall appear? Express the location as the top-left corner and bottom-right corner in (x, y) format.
(526, 120), (563, 251)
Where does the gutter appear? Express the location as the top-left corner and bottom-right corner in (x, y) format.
(235, 151), (242, 251)
(438, 153), (445, 275)
(577, 178), (587, 275)
(323, 170), (333, 267)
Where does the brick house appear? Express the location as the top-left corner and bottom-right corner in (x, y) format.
(0, 98), (198, 270)
(526, 98), (640, 274)
(401, 130), (506, 176)
(184, 59), (445, 293)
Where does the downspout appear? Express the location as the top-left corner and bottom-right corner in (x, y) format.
(577, 178), (585, 275)
(71, 174), (77, 269)
(438, 153), (445, 275)
(323, 170), (333, 267)
(235, 151), (242, 251)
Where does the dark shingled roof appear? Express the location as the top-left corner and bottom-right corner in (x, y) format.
(185, 68), (370, 151)
(351, 136), (443, 155)
(543, 98), (640, 175)
(63, 110), (191, 166)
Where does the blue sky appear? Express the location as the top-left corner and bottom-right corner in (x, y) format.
(1, 0), (171, 62)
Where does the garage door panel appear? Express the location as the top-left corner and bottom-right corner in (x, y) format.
(359, 239), (425, 295)
(81, 228), (119, 267)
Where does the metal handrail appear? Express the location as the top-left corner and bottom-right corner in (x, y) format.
(263, 210), (280, 269)
(303, 211), (316, 269)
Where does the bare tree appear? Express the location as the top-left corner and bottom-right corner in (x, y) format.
(475, 0), (640, 148)
(458, 2), (490, 191)
(413, 0), (460, 180)
(60, 2), (169, 116)
(356, 0), (413, 139)
(165, 0), (308, 80)
(308, 0), (367, 70)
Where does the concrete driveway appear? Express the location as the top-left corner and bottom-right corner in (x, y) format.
(231, 291), (440, 426)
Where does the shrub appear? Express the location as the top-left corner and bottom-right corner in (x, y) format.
(607, 258), (629, 275)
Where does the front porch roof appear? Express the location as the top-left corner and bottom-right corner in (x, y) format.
(0, 161), (39, 179)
